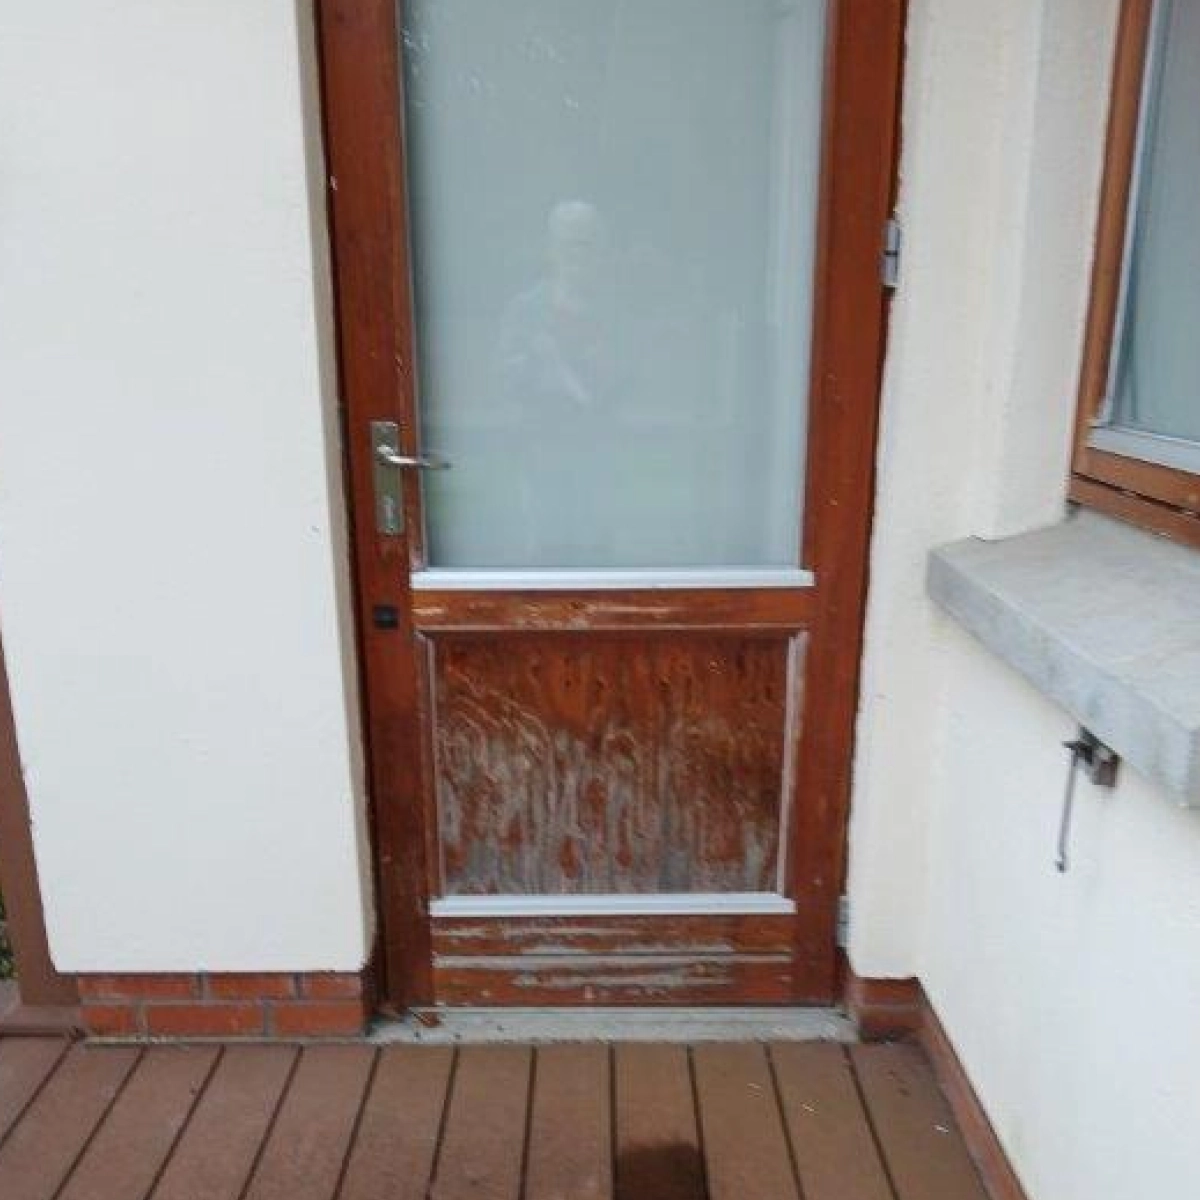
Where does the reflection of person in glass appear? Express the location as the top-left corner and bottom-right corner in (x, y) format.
(496, 201), (620, 415)
(495, 201), (622, 562)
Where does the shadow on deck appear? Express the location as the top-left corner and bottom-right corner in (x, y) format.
(0, 1037), (991, 1199)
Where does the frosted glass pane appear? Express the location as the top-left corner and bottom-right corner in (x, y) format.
(1111, 0), (1200, 443)
(401, 0), (826, 568)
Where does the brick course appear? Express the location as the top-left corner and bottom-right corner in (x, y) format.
(76, 971), (370, 1039)
(272, 999), (368, 1037)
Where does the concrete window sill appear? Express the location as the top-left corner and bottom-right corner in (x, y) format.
(928, 511), (1200, 806)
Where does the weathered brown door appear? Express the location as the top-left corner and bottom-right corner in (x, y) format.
(319, 0), (904, 1007)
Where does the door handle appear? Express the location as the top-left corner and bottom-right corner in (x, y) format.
(369, 419), (450, 537)
(374, 445), (451, 471)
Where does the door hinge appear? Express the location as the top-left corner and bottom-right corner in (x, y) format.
(881, 216), (902, 289)
(836, 894), (850, 949)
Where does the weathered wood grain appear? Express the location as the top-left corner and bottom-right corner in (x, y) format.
(434, 953), (794, 1006)
(412, 588), (814, 632)
(432, 914), (794, 956)
(434, 634), (796, 896)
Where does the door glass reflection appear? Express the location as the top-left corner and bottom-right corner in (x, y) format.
(401, 0), (827, 568)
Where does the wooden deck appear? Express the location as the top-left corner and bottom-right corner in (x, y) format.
(0, 1036), (991, 1200)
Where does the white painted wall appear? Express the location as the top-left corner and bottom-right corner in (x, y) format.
(0, 1), (373, 970)
(852, 1), (1200, 1197)
(925, 627), (1200, 1200)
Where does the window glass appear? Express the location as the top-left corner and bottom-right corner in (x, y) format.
(1111, 0), (1200, 444)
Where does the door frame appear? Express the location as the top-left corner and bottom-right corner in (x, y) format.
(0, 628), (81, 1025)
(315, 0), (906, 1009)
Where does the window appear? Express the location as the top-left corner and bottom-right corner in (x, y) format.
(1072, 0), (1200, 546)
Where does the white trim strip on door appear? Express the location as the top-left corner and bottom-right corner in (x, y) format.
(410, 567), (815, 591)
(429, 893), (797, 918)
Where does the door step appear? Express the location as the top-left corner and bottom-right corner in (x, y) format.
(370, 1006), (853, 1045)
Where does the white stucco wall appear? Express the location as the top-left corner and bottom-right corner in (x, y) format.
(925, 628), (1200, 1200)
(0, 1), (373, 970)
(852, 1), (1200, 1198)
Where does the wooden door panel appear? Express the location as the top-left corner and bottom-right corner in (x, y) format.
(411, 586), (814, 632)
(320, 0), (906, 1007)
(434, 952), (796, 1006)
(432, 913), (795, 956)
(431, 633), (802, 896)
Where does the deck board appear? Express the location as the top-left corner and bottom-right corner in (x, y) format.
(242, 1045), (375, 1200)
(852, 1042), (989, 1200)
(429, 1045), (532, 1200)
(0, 1044), (140, 1200)
(339, 1045), (454, 1200)
(771, 1042), (894, 1200)
(0, 1038), (69, 1143)
(525, 1044), (612, 1200)
(58, 1045), (218, 1200)
(0, 1035), (994, 1200)
(693, 1043), (801, 1200)
(150, 1045), (297, 1200)
(613, 1044), (706, 1200)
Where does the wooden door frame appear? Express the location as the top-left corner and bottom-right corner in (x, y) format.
(0, 629), (81, 1027)
(315, 0), (906, 1009)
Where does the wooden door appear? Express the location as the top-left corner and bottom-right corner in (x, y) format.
(318, 0), (904, 1008)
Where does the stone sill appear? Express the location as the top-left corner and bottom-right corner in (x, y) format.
(928, 510), (1200, 806)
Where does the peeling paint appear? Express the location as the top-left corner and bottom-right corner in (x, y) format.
(434, 636), (796, 896)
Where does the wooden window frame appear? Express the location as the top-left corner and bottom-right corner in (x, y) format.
(1070, 0), (1200, 548)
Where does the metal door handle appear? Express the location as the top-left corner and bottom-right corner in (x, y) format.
(369, 419), (450, 537)
(374, 445), (451, 470)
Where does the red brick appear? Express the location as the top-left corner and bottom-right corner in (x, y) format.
(146, 1003), (265, 1038)
(297, 972), (364, 1000)
(77, 973), (200, 1001)
(82, 1003), (142, 1037)
(207, 973), (297, 1000)
(272, 1000), (368, 1038)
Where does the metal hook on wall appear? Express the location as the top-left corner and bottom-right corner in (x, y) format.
(1056, 728), (1120, 873)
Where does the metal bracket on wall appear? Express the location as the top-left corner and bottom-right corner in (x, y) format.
(1056, 727), (1120, 873)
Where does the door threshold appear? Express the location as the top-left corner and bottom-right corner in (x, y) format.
(370, 1006), (854, 1045)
